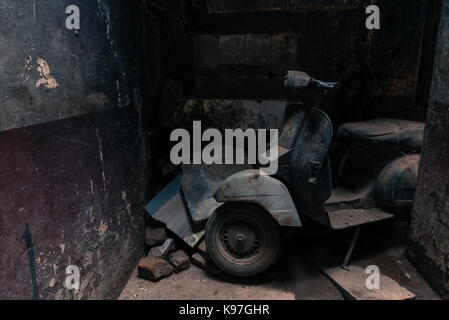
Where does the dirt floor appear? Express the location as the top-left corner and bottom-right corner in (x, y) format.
(119, 250), (343, 300)
(119, 221), (440, 300)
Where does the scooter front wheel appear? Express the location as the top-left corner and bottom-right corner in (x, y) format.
(205, 203), (282, 277)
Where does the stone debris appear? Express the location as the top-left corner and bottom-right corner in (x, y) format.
(141, 220), (218, 282)
(197, 239), (208, 256)
(148, 238), (176, 258)
(191, 253), (222, 275)
(138, 256), (174, 282)
(145, 226), (167, 247)
(169, 250), (191, 273)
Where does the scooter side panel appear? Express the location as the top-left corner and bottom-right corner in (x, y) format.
(214, 170), (302, 227)
(291, 108), (334, 227)
(181, 164), (251, 224)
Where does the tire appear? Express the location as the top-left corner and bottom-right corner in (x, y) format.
(205, 203), (282, 277)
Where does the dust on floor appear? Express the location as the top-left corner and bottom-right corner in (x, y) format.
(119, 252), (343, 300)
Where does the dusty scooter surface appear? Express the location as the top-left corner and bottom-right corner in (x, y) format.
(146, 71), (424, 277)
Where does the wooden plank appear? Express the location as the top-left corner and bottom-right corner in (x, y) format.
(307, 248), (416, 300)
(328, 208), (394, 230)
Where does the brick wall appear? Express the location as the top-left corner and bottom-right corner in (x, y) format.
(189, 0), (428, 122)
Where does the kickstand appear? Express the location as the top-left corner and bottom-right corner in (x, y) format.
(341, 226), (361, 271)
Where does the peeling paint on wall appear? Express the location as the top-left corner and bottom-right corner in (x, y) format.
(0, 0), (147, 300)
(0, 0), (139, 133)
(35, 58), (59, 89)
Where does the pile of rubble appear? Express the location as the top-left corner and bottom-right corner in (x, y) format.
(138, 225), (221, 282)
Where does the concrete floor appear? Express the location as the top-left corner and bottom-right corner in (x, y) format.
(119, 222), (440, 300)
(119, 252), (343, 300)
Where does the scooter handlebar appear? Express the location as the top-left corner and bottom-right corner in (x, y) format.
(284, 71), (339, 91)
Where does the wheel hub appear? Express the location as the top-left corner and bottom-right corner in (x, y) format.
(221, 220), (260, 258)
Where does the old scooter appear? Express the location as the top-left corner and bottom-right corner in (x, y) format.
(198, 71), (424, 276)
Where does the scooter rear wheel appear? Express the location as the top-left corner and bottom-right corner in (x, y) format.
(205, 203), (282, 277)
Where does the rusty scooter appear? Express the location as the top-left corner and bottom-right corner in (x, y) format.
(199, 71), (424, 276)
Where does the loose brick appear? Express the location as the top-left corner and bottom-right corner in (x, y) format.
(169, 250), (191, 273)
(148, 238), (176, 258)
(191, 253), (222, 275)
(145, 226), (167, 247)
(197, 240), (208, 257)
(138, 256), (174, 282)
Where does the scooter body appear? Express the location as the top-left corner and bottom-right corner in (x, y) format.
(214, 71), (423, 230)
(183, 71), (424, 276)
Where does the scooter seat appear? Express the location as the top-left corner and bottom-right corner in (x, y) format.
(338, 119), (424, 153)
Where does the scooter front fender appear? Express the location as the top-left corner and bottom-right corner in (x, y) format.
(214, 170), (302, 227)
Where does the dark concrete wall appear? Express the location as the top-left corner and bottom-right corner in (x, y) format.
(133, 0), (192, 128)
(189, 0), (428, 123)
(0, 0), (147, 299)
(408, 0), (449, 299)
(132, 0), (193, 192)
